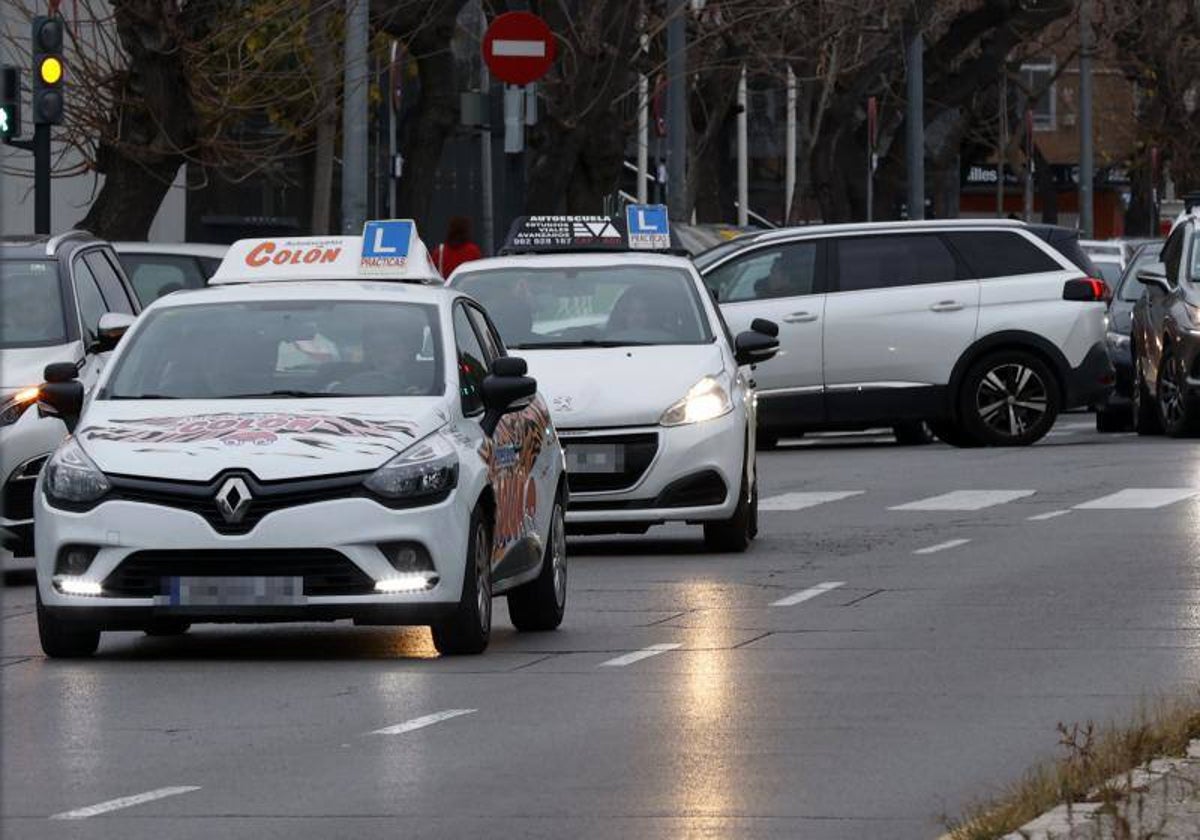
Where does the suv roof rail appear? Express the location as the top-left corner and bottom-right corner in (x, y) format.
(45, 229), (97, 256)
(753, 217), (1028, 243)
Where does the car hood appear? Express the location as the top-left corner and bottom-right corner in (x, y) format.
(1, 345), (79, 391)
(517, 343), (727, 429)
(74, 398), (449, 481)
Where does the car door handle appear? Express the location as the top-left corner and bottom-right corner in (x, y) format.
(929, 301), (964, 312)
(782, 312), (819, 323)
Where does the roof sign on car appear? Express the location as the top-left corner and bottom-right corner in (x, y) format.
(210, 220), (440, 285)
(625, 204), (670, 251)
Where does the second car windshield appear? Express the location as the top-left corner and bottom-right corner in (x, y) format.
(102, 300), (443, 399)
(0, 260), (67, 349)
(455, 265), (713, 349)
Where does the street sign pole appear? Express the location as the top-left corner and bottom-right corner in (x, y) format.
(341, 0), (368, 233)
(666, 0), (686, 220)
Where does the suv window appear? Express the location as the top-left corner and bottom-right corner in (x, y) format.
(453, 304), (489, 415)
(84, 251), (137, 314)
(834, 234), (959, 292)
(703, 242), (820, 303)
(944, 231), (1061, 279)
(72, 258), (110, 345)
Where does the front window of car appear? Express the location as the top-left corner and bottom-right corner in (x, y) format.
(1118, 247), (1163, 302)
(454, 265), (714, 349)
(0, 260), (68, 348)
(101, 300), (443, 399)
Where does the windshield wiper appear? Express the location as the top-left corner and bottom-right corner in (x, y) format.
(508, 340), (654, 349)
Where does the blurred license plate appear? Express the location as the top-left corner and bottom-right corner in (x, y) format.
(162, 576), (304, 607)
(567, 443), (624, 474)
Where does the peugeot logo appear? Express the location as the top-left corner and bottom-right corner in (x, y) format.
(215, 477), (252, 524)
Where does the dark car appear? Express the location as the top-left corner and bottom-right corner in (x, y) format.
(1095, 241), (1163, 431)
(1130, 213), (1200, 436)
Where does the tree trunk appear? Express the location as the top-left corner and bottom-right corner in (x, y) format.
(78, 152), (183, 239)
(308, 1), (339, 235)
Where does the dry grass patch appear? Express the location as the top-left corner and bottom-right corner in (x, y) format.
(944, 696), (1200, 840)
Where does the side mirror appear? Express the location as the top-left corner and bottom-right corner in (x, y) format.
(38, 365), (85, 433)
(750, 317), (779, 338)
(1136, 265), (1171, 293)
(735, 329), (780, 366)
(95, 312), (136, 352)
(480, 360), (538, 436)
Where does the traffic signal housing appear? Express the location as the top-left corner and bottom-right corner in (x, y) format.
(1, 66), (19, 140)
(31, 14), (64, 125)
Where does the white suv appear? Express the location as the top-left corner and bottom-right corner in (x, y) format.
(696, 220), (1113, 447)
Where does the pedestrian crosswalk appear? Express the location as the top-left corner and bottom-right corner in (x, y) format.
(759, 487), (1200, 514)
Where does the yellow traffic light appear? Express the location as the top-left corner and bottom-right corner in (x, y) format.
(38, 56), (61, 85)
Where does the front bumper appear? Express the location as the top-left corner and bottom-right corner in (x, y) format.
(561, 411), (745, 529)
(35, 488), (470, 626)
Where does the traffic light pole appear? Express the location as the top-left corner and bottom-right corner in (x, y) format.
(34, 123), (50, 234)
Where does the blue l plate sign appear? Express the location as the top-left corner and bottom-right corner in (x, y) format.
(625, 204), (670, 250)
(360, 220), (413, 273)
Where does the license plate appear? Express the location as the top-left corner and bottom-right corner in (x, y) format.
(566, 443), (624, 474)
(158, 576), (305, 607)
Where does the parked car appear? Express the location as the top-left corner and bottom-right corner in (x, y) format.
(694, 220), (1113, 447)
(1095, 242), (1163, 431)
(1, 231), (141, 561)
(112, 241), (228, 306)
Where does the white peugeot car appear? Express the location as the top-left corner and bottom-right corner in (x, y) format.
(449, 214), (778, 552)
(34, 223), (567, 658)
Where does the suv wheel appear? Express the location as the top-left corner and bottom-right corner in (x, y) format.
(1157, 350), (1200, 437)
(958, 351), (1060, 446)
(431, 506), (492, 655)
(1132, 356), (1162, 435)
(928, 420), (981, 448)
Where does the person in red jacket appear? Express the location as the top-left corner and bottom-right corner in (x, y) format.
(432, 216), (482, 279)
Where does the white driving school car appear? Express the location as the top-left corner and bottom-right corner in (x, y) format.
(449, 209), (779, 552)
(34, 222), (567, 658)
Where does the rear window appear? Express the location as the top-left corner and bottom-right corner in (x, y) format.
(834, 234), (959, 292)
(943, 231), (1061, 279)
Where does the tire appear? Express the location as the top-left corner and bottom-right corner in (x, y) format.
(1094, 408), (1130, 433)
(1157, 350), (1200, 437)
(893, 421), (932, 446)
(431, 506), (493, 656)
(37, 590), (100, 659)
(928, 420), (981, 448)
(958, 351), (1060, 446)
(144, 619), (191, 637)
(756, 432), (780, 451)
(1132, 355), (1162, 435)
(507, 496), (567, 632)
(704, 472), (756, 553)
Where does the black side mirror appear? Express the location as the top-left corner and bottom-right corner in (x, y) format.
(480, 359), (538, 436)
(1137, 266), (1171, 293)
(38, 365), (85, 433)
(751, 317), (779, 338)
(735, 329), (780, 366)
(95, 312), (136, 352)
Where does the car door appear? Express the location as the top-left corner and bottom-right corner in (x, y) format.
(701, 238), (826, 425)
(1145, 224), (1191, 392)
(822, 232), (979, 422)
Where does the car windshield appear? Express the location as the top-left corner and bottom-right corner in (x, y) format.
(1118, 246), (1164, 302)
(102, 300), (443, 399)
(454, 265), (713, 349)
(0, 260), (68, 349)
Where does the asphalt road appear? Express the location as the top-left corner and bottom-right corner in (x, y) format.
(5, 415), (1200, 839)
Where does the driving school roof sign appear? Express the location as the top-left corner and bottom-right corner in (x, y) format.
(360, 219), (413, 275)
(503, 215), (624, 253)
(625, 204), (670, 251)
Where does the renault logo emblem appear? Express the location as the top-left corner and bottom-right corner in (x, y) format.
(215, 477), (252, 524)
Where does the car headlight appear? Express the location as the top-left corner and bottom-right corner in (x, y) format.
(44, 438), (111, 505)
(363, 434), (458, 503)
(1106, 331), (1130, 351)
(0, 387), (40, 428)
(660, 376), (733, 427)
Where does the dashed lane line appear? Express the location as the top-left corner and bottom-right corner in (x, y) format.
(1074, 488), (1200, 510)
(759, 491), (864, 512)
(913, 538), (971, 555)
(1028, 509), (1072, 521)
(599, 643), (682, 667)
(369, 708), (476, 736)
(771, 581), (846, 607)
(51, 786), (201, 820)
(890, 490), (1036, 511)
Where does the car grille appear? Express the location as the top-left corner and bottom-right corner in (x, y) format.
(105, 471), (370, 535)
(102, 549), (375, 598)
(559, 432), (659, 493)
(3, 456), (48, 522)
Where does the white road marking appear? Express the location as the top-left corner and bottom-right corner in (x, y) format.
(759, 491), (863, 511)
(491, 39), (546, 57)
(771, 581), (845, 607)
(1028, 509), (1071, 521)
(369, 708), (476, 736)
(599, 643), (681, 667)
(913, 538), (971, 555)
(1075, 488), (1200, 510)
(1056, 420), (1095, 431)
(51, 786), (201, 820)
(890, 490), (1035, 511)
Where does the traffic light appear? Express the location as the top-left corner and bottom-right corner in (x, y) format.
(1, 66), (19, 140)
(31, 14), (64, 125)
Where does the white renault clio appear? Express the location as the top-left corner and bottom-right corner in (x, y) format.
(449, 211), (779, 551)
(34, 222), (567, 658)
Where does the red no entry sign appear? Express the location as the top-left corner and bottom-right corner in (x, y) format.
(482, 12), (556, 86)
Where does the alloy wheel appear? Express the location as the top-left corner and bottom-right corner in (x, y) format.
(974, 363), (1049, 438)
(550, 506), (567, 609)
(1159, 355), (1186, 428)
(474, 522), (491, 633)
